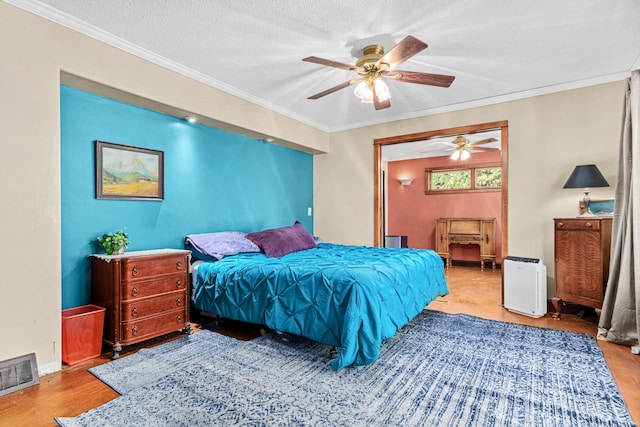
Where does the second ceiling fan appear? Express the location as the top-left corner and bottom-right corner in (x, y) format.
(302, 36), (455, 110)
(439, 135), (499, 160)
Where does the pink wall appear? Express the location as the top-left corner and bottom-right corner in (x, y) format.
(387, 151), (503, 264)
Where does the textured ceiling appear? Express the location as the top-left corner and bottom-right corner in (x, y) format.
(12, 0), (640, 134)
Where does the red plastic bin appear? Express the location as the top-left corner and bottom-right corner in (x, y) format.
(61, 304), (106, 365)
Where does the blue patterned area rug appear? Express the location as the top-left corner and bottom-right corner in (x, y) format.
(55, 310), (635, 427)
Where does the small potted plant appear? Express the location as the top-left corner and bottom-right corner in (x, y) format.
(98, 230), (130, 255)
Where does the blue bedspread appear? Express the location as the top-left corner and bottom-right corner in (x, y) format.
(193, 243), (448, 370)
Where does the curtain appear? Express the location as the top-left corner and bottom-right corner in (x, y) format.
(597, 70), (640, 354)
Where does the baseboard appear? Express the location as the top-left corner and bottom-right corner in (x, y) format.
(38, 360), (61, 376)
(449, 260), (502, 270)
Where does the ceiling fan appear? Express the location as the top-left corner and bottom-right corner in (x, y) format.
(302, 36), (455, 110)
(420, 135), (498, 160)
(438, 135), (499, 160)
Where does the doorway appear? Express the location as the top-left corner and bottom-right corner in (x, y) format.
(373, 120), (509, 265)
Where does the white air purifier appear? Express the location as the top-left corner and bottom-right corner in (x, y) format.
(504, 256), (547, 318)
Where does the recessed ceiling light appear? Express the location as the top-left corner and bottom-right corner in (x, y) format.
(264, 137), (274, 143)
(184, 116), (197, 123)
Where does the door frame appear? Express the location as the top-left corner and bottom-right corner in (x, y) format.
(373, 120), (509, 264)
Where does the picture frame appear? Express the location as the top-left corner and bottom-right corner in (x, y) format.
(579, 198), (614, 216)
(95, 140), (164, 200)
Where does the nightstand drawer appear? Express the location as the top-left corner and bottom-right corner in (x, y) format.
(120, 255), (188, 281)
(121, 291), (187, 321)
(121, 275), (186, 300)
(555, 219), (601, 231)
(121, 309), (186, 342)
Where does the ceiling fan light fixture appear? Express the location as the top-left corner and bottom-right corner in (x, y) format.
(450, 147), (470, 161)
(375, 79), (390, 102)
(354, 77), (390, 104)
(353, 80), (373, 103)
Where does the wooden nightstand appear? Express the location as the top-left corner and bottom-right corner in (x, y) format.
(552, 217), (612, 319)
(90, 249), (191, 358)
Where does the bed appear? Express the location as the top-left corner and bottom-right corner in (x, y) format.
(187, 225), (448, 370)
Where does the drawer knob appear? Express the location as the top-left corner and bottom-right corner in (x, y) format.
(131, 287), (138, 297)
(131, 326), (139, 336)
(176, 279), (182, 289)
(176, 297), (182, 306)
(586, 222), (593, 228)
(176, 315), (182, 323)
(557, 222), (564, 228)
(131, 307), (138, 317)
(176, 261), (182, 270)
(132, 266), (139, 276)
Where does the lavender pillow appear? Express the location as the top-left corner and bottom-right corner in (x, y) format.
(246, 222), (317, 258)
(185, 231), (260, 261)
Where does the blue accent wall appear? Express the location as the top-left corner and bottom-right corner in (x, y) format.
(61, 85), (313, 309)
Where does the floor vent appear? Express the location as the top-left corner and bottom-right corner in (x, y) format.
(0, 353), (39, 397)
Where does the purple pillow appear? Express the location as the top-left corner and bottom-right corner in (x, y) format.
(185, 231), (260, 261)
(246, 222), (317, 258)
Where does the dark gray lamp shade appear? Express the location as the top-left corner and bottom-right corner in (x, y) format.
(563, 164), (609, 189)
(563, 164), (609, 215)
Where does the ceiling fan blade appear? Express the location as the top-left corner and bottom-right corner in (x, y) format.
(470, 146), (499, 152)
(375, 36), (428, 70)
(302, 56), (360, 72)
(470, 137), (498, 146)
(418, 148), (445, 153)
(373, 94), (391, 110)
(387, 70), (455, 87)
(307, 79), (359, 100)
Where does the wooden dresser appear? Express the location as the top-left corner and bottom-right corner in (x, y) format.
(90, 249), (191, 358)
(436, 217), (496, 270)
(552, 217), (612, 319)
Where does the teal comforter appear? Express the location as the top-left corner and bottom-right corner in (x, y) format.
(193, 243), (448, 369)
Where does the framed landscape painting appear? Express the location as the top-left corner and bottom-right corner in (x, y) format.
(95, 140), (164, 200)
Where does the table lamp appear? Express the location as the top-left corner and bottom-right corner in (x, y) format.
(563, 164), (609, 215)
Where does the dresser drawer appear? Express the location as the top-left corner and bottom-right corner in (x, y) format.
(121, 309), (186, 343)
(555, 219), (601, 231)
(121, 290), (187, 321)
(120, 254), (188, 281)
(121, 275), (186, 300)
(449, 233), (481, 243)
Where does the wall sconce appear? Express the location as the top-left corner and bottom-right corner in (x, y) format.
(399, 178), (413, 186)
(563, 164), (609, 215)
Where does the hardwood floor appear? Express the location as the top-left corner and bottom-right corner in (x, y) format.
(1, 266), (639, 426)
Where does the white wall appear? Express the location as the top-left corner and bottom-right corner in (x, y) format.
(0, 2), (625, 374)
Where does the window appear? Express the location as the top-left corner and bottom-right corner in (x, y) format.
(425, 163), (501, 194)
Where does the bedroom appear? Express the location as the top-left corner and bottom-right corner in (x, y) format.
(1, 0), (639, 424)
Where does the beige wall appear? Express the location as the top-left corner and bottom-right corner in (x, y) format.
(315, 82), (622, 285)
(1, 2), (625, 373)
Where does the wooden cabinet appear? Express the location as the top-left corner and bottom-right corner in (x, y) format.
(552, 217), (612, 319)
(435, 218), (496, 270)
(90, 249), (191, 358)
